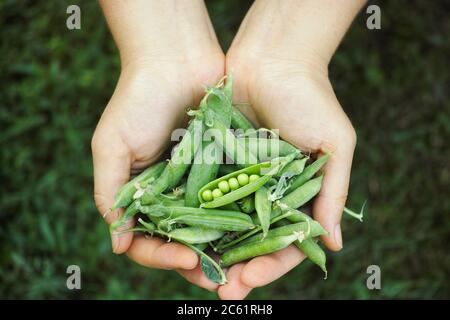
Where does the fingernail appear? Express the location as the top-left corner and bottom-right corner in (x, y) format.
(111, 233), (120, 254)
(334, 224), (343, 249)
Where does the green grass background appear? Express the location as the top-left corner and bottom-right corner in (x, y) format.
(1, 0), (449, 299)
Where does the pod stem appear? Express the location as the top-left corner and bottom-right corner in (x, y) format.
(343, 200), (367, 222)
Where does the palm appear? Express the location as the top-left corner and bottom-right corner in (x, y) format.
(217, 61), (356, 299)
(93, 61), (224, 293)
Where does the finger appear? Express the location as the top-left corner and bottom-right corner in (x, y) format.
(218, 263), (252, 300)
(127, 235), (198, 270)
(240, 245), (305, 288)
(176, 264), (220, 292)
(92, 129), (133, 254)
(313, 145), (354, 251)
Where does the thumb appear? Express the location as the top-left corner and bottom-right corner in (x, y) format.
(92, 130), (134, 254)
(313, 145), (354, 251)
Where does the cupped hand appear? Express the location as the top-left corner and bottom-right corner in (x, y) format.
(218, 53), (357, 299)
(91, 56), (224, 292)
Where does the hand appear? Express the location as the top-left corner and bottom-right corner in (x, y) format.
(92, 58), (224, 292)
(218, 52), (356, 300)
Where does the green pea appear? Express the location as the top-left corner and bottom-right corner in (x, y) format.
(212, 188), (224, 199)
(228, 177), (240, 190)
(218, 180), (231, 194)
(237, 173), (249, 186)
(249, 174), (260, 183)
(202, 189), (213, 202)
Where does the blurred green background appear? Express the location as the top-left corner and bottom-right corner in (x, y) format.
(1, 0), (449, 299)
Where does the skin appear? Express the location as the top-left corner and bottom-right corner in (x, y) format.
(93, 0), (365, 299)
(220, 0), (366, 298)
(93, 0), (224, 291)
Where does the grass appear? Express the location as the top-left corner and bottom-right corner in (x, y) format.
(1, 0), (449, 299)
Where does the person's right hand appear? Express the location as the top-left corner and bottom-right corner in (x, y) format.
(92, 54), (224, 293)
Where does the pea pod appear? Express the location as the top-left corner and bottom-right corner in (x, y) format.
(112, 161), (166, 209)
(255, 186), (271, 238)
(109, 199), (142, 232)
(141, 118), (203, 204)
(185, 141), (220, 207)
(238, 138), (300, 162)
(295, 238), (327, 275)
(220, 232), (301, 267)
(198, 152), (298, 208)
(210, 118), (258, 167)
(286, 153), (330, 194)
(139, 205), (253, 225)
(278, 175), (324, 210)
(170, 214), (255, 232)
(275, 158), (308, 178)
(167, 227), (225, 244)
(239, 221), (327, 246)
(220, 202), (242, 212)
(215, 207), (302, 251)
(231, 105), (255, 131)
(185, 80), (232, 207)
(139, 193), (185, 208)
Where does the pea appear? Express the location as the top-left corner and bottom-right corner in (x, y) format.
(218, 180), (231, 194)
(212, 188), (224, 199)
(237, 173), (249, 186)
(228, 177), (240, 191)
(249, 174), (260, 183)
(202, 189), (213, 202)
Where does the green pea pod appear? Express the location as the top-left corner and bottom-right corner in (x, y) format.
(220, 232), (301, 267)
(167, 227), (225, 244)
(139, 193), (185, 208)
(295, 238), (327, 276)
(112, 161), (166, 209)
(220, 202), (242, 212)
(238, 138), (300, 162)
(238, 195), (255, 214)
(255, 186), (271, 238)
(239, 221), (327, 246)
(278, 175), (323, 210)
(215, 205), (308, 252)
(170, 214), (255, 231)
(185, 80), (232, 207)
(185, 141), (220, 207)
(142, 118), (203, 203)
(231, 105), (255, 131)
(139, 205), (253, 225)
(211, 119), (258, 167)
(286, 153), (330, 194)
(199, 152), (298, 208)
(275, 158), (308, 178)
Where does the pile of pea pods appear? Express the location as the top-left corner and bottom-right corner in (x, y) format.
(109, 75), (360, 285)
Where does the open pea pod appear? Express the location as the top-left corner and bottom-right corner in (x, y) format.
(198, 152), (299, 208)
